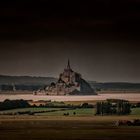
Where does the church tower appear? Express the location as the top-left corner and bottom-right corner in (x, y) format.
(66, 59), (72, 83)
(67, 59), (71, 70)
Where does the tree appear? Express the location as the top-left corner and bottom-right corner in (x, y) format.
(95, 99), (131, 116)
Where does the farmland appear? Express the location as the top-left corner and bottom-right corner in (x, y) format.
(0, 115), (140, 140)
(0, 107), (140, 116)
(0, 94), (140, 140)
(0, 106), (140, 140)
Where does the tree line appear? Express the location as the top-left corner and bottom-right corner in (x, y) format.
(95, 99), (131, 115)
(0, 99), (30, 110)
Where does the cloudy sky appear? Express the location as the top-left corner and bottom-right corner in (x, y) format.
(0, 0), (140, 82)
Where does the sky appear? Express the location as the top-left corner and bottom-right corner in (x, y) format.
(0, 0), (140, 82)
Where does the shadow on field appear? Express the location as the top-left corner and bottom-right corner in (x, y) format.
(0, 119), (140, 140)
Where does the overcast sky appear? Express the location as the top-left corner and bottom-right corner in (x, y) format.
(0, 0), (140, 82)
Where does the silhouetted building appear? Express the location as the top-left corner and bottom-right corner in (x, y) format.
(36, 60), (96, 95)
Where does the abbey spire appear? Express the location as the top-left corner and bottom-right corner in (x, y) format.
(67, 59), (71, 69)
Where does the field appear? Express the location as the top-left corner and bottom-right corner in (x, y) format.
(0, 107), (140, 140)
(1, 93), (140, 102)
(0, 92), (140, 140)
(0, 107), (140, 116)
(0, 116), (140, 140)
(0, 108), (95, 116)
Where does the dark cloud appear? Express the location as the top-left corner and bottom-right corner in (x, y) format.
(0, 0), (140, 82)
(0, 0), (140, 40)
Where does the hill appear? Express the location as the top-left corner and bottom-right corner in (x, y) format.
(89, 82), (140, 91)
(0, 75), (57, 85)
(0, 75), (140, 92)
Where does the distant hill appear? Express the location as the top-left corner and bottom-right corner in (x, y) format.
(89, 82), (140, 91)
(0, 75), (57, 85)
(0, 75), (140, 91)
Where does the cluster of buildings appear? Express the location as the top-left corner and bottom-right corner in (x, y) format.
(35, 60), (96, 95)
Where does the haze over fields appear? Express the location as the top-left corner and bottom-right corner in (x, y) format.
(1, 94), (140, 102)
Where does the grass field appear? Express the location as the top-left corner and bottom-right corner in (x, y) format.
(0, 107), (62, 114)
(35, 108), (95, 116)
(0, 107), (95, 116)
(0, 107), (140, 140)
(131, 107), (140, 116)
(0, 107), (140, 116)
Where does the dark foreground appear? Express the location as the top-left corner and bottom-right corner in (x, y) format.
(0, 117), (140, 140)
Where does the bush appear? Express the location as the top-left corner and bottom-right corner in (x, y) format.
(0, 99), (30, 111)
(95, 99), (131, 115)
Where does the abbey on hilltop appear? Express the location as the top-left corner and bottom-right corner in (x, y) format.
(35, 60), (96, 95)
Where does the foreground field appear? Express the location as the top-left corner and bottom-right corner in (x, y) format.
(0, 116), (140, 140)
(0, 107), (140, 140)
